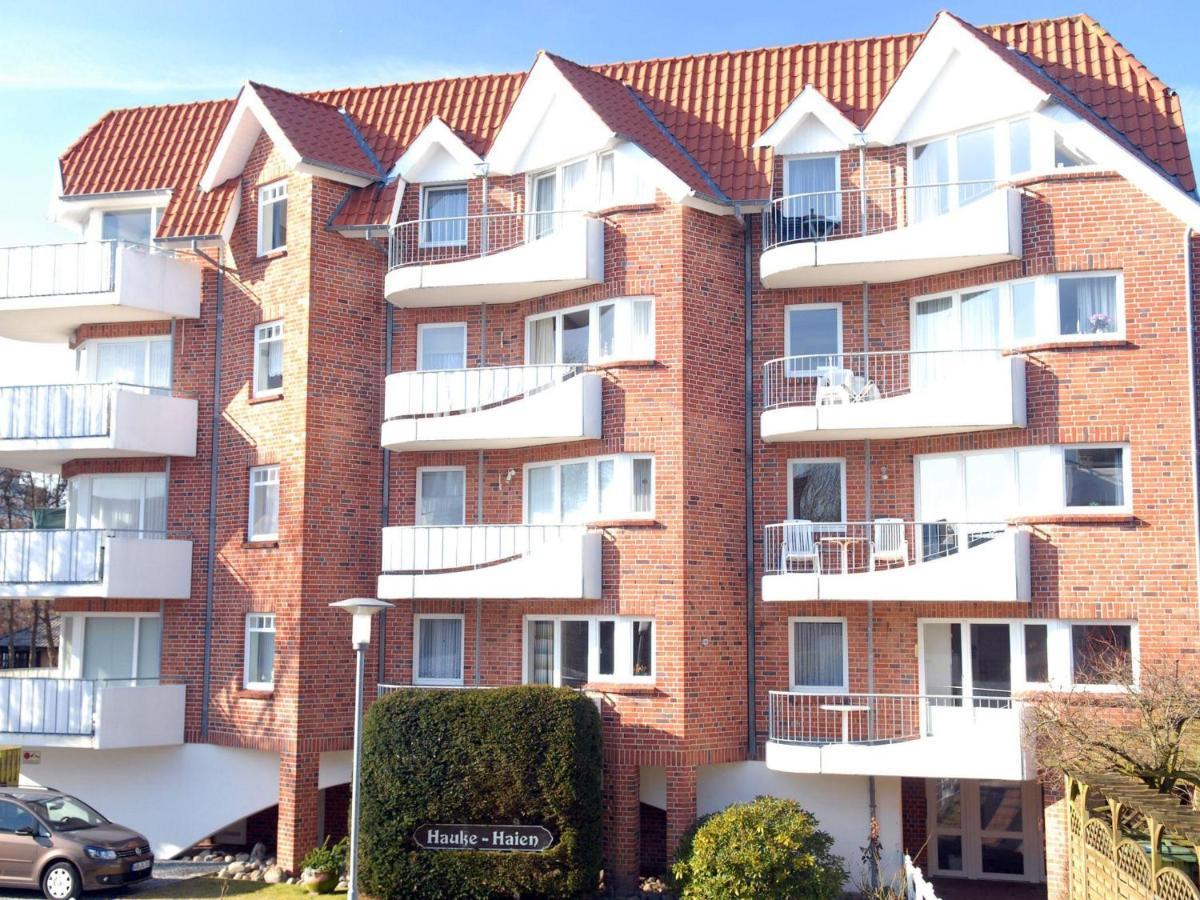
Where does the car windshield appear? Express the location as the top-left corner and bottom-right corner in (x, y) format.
(26, 796), (108, 832)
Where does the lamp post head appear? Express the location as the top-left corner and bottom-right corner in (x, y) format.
(330, 597), (393, 647)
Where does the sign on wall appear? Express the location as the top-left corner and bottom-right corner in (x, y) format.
(413, 824), (555, 853)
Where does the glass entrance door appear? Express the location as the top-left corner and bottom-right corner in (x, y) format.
(927, 778), (1042, 881)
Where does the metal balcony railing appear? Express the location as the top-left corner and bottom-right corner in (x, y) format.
(388, 210), (586, 271)
(763, 520), (1007, 577)
(762, 349), (1005, 411)
(762, 181), (1001, 251)
(381, 524), (584, 574)
(767, 690), (1017, 746)
(384, 364), (581, 420)
(0, 240), (170, 300)
(0, 529), (165, 585)
(0, 382), (172, 441)
(0, 676), (178, 737)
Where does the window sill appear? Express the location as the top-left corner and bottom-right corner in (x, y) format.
(238, 689), (274, 700)
(243, 539), (280, 549)
(248, 392), (284, 406)
(595, 202), (659, 216)
(1009, 512), (1134, 526)
(586, 359), (657, 371)
(588, 518), (659, 529)
(257, 248), (287, 260)
(1004, 337), (1131, 354)
(583, 682), (659, 696)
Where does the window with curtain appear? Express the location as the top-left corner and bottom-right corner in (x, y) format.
(253, 321), (283, 396)
(956, 127), (995, 205)
(418, 468), (465, 526)
(560, 621), (589, 687)
(257, 182), (287, 255)
(90, 477), (144, 532)
(526, 466), (557, 524)
(526, 617), (655, 685)
(244, 613), (275, 689)
(82, 617), (135, 680)
(94, 339), (171, 390)
(248, 465), (280, 540)
(532, 172), (557, 239)
(528, 620), (555, 684)
(784, 156), (840, 222)
(415, 617), (463, 684)
(561, 160), (590, 210)
(421, 184), (468, 246)
(1058, 276), (1118, 336)
(418, 324), (466, 371)
(66, 474), (165, 533)
(632, 621), (653, 676)
(101, 209), (152, 246)
(912, 295), (956, 387)
(911, 138), (950, 221)
(792, 620), (846, 690)
(1010, 281), (1037, 342)
(598, 153), (616, 206)
(785, 305), (841, 376)
(526, 298), (654, 364)
(789, 460), (843, 525)
(525, 455), (654, 523)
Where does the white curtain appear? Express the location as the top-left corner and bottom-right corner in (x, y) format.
(912, 296), (955, 387)
(96, 341), (146, 385)
(959, 289), (999, 349)
(418, 618), (462, 682)
(561, 160), (590, 210)
(419, 325), (465, 371)
(598, 304), (615, 358)
(149, 340), (171, 389)
(419, 470), (464, 526)
(632, 458), (652, 513)
(597, 459), (616, 515)
(1059, 276), (1116, 335)
(527, 466), (556, 523)
(629, 299), (653, 358)
(792, 621), (844, 688)
(530, 318), (556, 365)
(90, 477), (143, 531)
(528, 621), (554, 684)
(559, 463), (590, 523)
(82, 618), (136, 680)
(533, 174), (557, 239)
(912, 139), (949, 222)
(786, 157), (839, 222)
(423, 187), (467, 245)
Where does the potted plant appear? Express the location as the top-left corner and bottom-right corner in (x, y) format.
(1089, 311), (1113, 334)
(299, 837), (347, 894)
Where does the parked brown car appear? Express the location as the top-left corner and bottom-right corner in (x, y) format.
(0, 788), (152, 899)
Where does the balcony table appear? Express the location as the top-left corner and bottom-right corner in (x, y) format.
(819, 702), (871, 743)
(818, 534), (868, 574)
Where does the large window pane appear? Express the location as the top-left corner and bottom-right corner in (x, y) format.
(529, 317), (556, 365)
(959, 287), (999, 349)
(561, 310), (590, 364)
(1058, 276), (1117, 336)
(786, 306), (840, 375)
(632, 621), (653, 677)
(980, 783), (1023, 832)
(526, 466), (556, 524)
(957, 127), (995, 205)
(90, 477), (143, 531)
(792, 620), (845, 689)
(1010, 281), (1037, 342)
(1024, 624), (1049, 683)
(137, 617), (161, 680)
(981, 838), (1025, 875)
(560, 621), (589, 687)
(1064, 447), (1124, 507)
(422, 186), (467, 246)
(418, 470), (465, 526)
(597, 460), (617, 515)
(911, 139), (950, 221)
(419, 324), (466, 371)
(101, 210), (152, 245)
(82, 617), (135, 680)
(935, 779), (962, 828)
(1009, 119), (1032, 176)
(598, 621), (614, 675)
(95, 341), (148, 385)
(417, 618), (463, 683)
(785, 156), (840, 224)
(632, 458), (653, 514)
(790, 461), (842, 524)
(1072, 624), (1132, 685)
(559, 463), (590, 523)
(532, 173), (557, 239)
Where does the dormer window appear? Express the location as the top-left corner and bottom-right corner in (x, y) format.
(420, 183), (468, 247)
(101, 209), (153, 246)
(529, 158), (591, 239)
(257, 182), (287, 255)
(783, 156), (840, 226)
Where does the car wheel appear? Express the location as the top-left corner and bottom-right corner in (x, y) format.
(41, 861), (81, 900)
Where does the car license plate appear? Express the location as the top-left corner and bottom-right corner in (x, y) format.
(132, 860), (151, 872)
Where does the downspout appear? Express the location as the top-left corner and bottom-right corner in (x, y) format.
(1186, 228), (1200, 603)
(742, 205), (757, 759)
(475, 303), (486, 686)
(862, 275), (879, 891)
(191, 242), (225, 741)
(379, 299), (393, 684)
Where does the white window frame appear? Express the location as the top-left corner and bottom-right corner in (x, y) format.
(523, 453), (654, 523)
(66, 472), (166, 533)
(781, 153), (842, 220)
(521, 615), (656, 686)
(80, 335), (173, 389)
(925, 778), (1045, 882)
(413, 613), (465, 686)
(784, 302), (843, 377)
(247, 464), (280, 541)
(909, 273), (1126, 350)
(787, 616), (849, 694)
(917, 617), (1139, 696)
(252, 320), (284, 397)
(524, 296), (655, 365)
(71, 613), (162, 681)
(914, 443), (1132, 520)
(416, 322), (467, 372)
(415, 466), (467, 526)
(418, 182), (469, 249)
(786, 457), (847, 527)
(256, 181), (288, 256)
(243, 613), (276, 691)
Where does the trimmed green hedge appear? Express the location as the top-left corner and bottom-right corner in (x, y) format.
(358, 686), (602, 899)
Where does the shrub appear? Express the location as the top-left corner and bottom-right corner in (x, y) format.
(671, 796), (846, 899)
(358, 685), (602, 900)
(300, 836), (348, 876)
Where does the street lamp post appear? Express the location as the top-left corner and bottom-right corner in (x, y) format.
(330, 597), (393, 900)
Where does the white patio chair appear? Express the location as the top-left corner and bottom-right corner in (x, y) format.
(848, 374), (881, 403)
(815, 366), (853, 406)
(780, 519), (819, 574)
(869, 518), (909, 570)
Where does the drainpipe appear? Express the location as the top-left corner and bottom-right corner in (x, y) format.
(1186, 228), (1200, 603)
(191, 242), (225, 741)
(862, 280), (879, 890)
(379, 301), (393, 684)
(475, 303), (486, 686)
(742, 206), (757, 759)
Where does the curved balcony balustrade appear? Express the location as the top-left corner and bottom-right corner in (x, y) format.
(760, 183), (1023, 288)
(381, 364), (602, 451)
(761, 349), (1026, 442)
(385, 210), (604, 307)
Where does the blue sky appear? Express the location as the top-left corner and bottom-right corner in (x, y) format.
(0, 0), (1193, 383)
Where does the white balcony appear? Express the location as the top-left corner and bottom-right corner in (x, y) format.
(0, 529), (193, 600)
(761, 350), (1026, 442)
(765, 691), (1031, 780)
(0, 383), (198, 474)
(0, 241), (201, 342)
(762, 521), (1030, 603)
(385, 211), (604, 307)
(0, 676), (185, 749)
(760, 184), (1022, 288)
(382, 364), (602, 451)
(377, 524), (601, 600)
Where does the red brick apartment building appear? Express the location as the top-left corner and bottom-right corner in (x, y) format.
(0, 10), (1197, 896)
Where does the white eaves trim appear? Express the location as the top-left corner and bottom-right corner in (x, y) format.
(754, 85), (863, 154)
(867, 13), (1049, 147)
(199, 82), (375, 192)
(388, 117), (482, 183)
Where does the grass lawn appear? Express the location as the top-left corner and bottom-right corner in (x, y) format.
(134, 877), (346, 898)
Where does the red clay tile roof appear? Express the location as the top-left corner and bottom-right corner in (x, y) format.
(56, 14), (1194, 238)
(248, 82), (380, 178)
